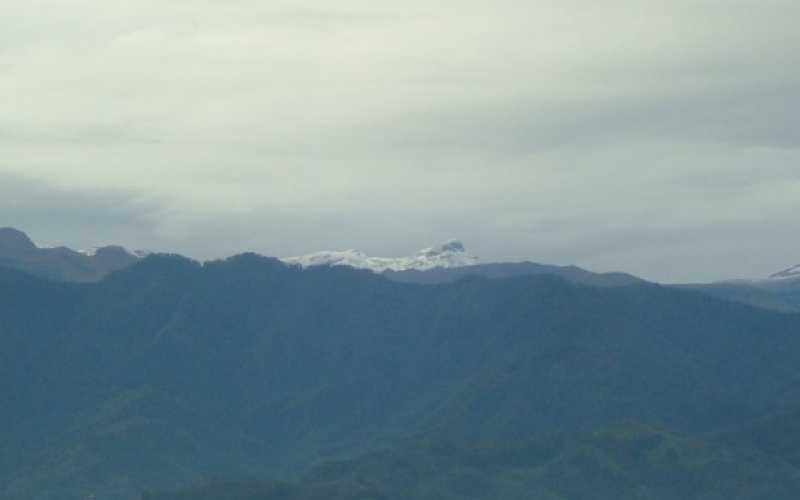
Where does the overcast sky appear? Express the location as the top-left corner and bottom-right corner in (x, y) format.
(1, 0), (798, 283)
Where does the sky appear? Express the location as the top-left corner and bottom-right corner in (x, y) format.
(1, 0), (799, 283)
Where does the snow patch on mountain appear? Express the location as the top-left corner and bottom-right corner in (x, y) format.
(78, 246), (151, 259)
(78, 247), (101, 257)
(283, 240), (479, 272)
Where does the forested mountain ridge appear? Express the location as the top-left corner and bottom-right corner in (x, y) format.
(2, 254), (800, 499)
(3, 226), (799, 314)
(144, 423), (800, 500)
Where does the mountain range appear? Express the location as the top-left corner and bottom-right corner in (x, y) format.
(1, 244), (800, 498)
(1, 227), (797, 311)
(3, 227), (800, 499)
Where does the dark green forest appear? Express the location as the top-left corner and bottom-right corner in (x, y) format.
(146, 421), (800, 500)
(2, 254), (800, 499)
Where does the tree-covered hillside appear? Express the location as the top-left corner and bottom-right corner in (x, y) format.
(145, 424), (800, 500)
(2, 255), (800, 499)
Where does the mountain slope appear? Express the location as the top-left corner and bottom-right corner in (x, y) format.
(2, 255), (800, 499)
(146, 424), (800, 500)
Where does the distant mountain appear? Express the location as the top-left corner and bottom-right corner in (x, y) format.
(285, 240), (642, 287)
(769, 264), (800, 282)
(3, 226), (796, 306)
(3, 254), (800, 499)
(11, 225), (800, 309)
(0, 227), (144, 282)
(385, 262), (643, 287)
(679, 282), (800, 313)
(146, 423), (800, 500)
(679, 265), (800, 313)
(283, 239), (479, 272)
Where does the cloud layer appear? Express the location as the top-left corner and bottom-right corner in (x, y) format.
(2, 0), (799, 282)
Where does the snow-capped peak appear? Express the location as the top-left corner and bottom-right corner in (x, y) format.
(283, 240), (479, 273)
(417, 239), (466, 258)
(78, 246), (150, 259)
(768, 264), (800, 281)
(78, 247), (100, 257)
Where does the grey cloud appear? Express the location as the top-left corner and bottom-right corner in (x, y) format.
(0, 123), (162, 146)
(361, 79), (800, 156)
(1, 0), (799, 282)
(0, 174), (163, 251)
